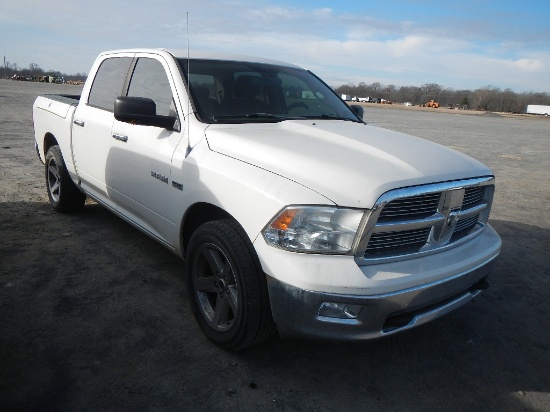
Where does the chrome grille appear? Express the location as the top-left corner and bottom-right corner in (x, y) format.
(366, 228), (431, 255)
(463, 186), (485, 209)
(378, 192), (441, 221)
(358, 178), (495, 263)
(451, 214), (480, 242)
(455, 214), (480, 234)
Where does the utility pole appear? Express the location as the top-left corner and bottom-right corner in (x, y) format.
(3, 55), (6, 79)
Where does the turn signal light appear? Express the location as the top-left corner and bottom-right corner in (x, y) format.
(269, 208), (298, 230)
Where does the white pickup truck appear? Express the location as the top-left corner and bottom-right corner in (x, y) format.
(33, 48), (501, 349)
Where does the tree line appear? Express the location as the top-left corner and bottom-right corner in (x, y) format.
(2, 60), (87, 83)
(334, 82), (550, 113)
(4, 59), (550, 113)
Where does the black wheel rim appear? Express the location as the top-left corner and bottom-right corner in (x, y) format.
(192, 243), (239, 332)
(47, 157), (61, 203)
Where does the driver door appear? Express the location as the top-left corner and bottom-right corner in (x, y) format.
(107, 56), (183, 241)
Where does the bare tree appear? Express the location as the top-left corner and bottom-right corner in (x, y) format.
(421, 83), (442, 103)
(28, 63), (43, 77)
(384, 85), (396, 102)
(357, 82), (368, 97)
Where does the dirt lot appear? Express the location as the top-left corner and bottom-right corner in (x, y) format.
(1, 79), (549, 411)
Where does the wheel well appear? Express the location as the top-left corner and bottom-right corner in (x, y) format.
(181, 203), (233, 254)
(44, 133), (58, 155)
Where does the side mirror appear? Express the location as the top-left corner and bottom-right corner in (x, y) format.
(350, 104), (364, 120)
(114, 96), (177, 130)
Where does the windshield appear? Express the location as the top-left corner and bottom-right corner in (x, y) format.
(178, 58), (361, 124)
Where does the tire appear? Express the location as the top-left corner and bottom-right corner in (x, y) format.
(186, 219), (276, 350)
(45, 145), (86, 212)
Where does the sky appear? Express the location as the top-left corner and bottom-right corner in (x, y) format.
(2, 0), (549, 93)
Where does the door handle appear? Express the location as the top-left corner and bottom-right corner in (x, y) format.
(73, 119), (85, 127)
(112, 133), (128, 143)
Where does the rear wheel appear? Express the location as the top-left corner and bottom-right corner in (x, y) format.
(45, 145), (85, 212)
(186, 219), (276, 349)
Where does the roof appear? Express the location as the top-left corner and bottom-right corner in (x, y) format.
(163, 49), (302, 69)
(98, 48), (304, 70)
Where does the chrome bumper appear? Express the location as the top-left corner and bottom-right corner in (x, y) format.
(267, 257), (496, 341)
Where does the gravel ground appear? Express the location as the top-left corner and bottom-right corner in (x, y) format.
(1, 79), (549, 411)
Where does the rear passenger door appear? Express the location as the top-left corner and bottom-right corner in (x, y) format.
(107, 55), (184, 241)
(72, 55), (133, 206)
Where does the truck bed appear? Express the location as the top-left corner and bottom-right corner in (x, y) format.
(33, 94), (81, 165)
(43, 94), (81, 106)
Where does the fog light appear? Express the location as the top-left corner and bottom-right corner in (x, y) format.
(318, 302), (362, 319)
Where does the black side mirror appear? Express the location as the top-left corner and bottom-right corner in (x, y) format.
(350, 104), (364, 120)
(114, 96), (177, 130)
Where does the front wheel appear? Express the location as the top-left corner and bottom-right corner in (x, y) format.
(186, 219), (276, 350)
(45, 145), (86, 212)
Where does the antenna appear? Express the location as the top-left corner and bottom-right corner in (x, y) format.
(184, 12), (192, 158)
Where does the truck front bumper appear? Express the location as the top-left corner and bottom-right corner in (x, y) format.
(267, 256), (495, 341)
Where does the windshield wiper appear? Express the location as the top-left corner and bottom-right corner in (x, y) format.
(304, 114), (361, 122)
(212, 113), (306, 123)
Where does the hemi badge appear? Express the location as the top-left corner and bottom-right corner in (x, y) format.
(151, 171), (168, 184)
(172, 181), (183, 191)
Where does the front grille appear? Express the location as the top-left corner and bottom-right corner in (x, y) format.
(455, 214), (479, 234)
(451, 214), (480, 242)
(361, 178), (493, 261)
(463, 186), (485, 209)
(378, 192), (440, 221)
(367, 228), (431, 255)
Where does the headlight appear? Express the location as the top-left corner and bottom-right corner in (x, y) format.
(262, 206), (364, 254)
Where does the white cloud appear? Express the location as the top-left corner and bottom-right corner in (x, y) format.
(513, 58), (544, 72)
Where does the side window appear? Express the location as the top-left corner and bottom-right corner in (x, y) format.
(127, 58), (174, 116)
(88, 57), (132, 111)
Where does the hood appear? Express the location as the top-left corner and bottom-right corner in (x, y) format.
(204, 120), (492, 208)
